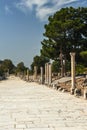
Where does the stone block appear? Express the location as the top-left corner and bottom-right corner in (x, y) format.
(74, 88), (81, 96)
(84, 88), (87, 99)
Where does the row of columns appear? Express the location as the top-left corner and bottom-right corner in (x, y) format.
(33, 53), (75, 88)
(33, 63), (52, 85)
(27, 52), (87, 99)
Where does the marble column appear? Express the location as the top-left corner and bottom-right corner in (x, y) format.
(60, 52), (64, 77)
(27, 69), (29, 81)
(70, 52), (76, 95)
(40, 67), (44, 84)
(46, 63), (49, 85)
(7, 69), (9, 77)
(45, 63), (47, 84)
(48, 63), (52, 85)
(34, 66), (37, 80)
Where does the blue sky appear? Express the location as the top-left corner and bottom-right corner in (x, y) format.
(0, 0), (87, 68)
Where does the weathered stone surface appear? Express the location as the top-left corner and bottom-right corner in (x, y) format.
(74, 88), (81, 96)
(34, 66), (37, 80)
(84, 88), (87, 99)
(58, 87), (63, 91)
(48, 63), (52, 85)
(0, 76), (87, 130)
(45, 63), (47, 84)
(40, 67), (44, 84)
(70, 52), (76, 94)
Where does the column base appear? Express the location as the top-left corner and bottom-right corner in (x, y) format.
(84, 89), (87, 99)
(71, 88), (75, 95)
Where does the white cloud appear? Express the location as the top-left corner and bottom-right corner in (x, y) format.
(36, 6), (57, 21)
(16, 0), (78, 21)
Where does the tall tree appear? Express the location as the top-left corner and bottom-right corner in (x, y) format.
(16, 62), (27, 74)
(41, 7), (87, 62)
(80, 51), (87, 66)
(1, 59), (14, 74)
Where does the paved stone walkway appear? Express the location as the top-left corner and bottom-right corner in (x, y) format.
(0, 76), (87, 130)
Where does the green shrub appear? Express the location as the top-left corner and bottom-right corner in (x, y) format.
(76, 64), (85, 75)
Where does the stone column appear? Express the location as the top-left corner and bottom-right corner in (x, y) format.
(63, 59), (66, 77)
(48, 63), (52, 86)
(60, 52), (64, 77)
(7, 69), (9, 77)
(40, 67), (44, 84)
(34, 66), (37, 80)
(45, 63), (47, 84)
(46, 63), (49, 85)
(70, 52), (76, 95)
(27, 69), (29, 81)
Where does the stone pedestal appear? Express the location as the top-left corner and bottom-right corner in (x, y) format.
(40, 67), (44, 84)
(70, 52), (76, 95)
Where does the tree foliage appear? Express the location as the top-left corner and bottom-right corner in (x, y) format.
(31, 55), (49, 74)
(0, 59), (28, 77)
(16, 62), (27, 74)
(76, 64), (85, 75)
(41, 7), (87, 63)
(0, 59), (15, 76)
(52, 60), (60, 73)
(80, 51), (87, 66)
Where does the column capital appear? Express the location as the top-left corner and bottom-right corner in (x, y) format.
(70, 52), (75, 56)
(40, 66), (43, 69)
